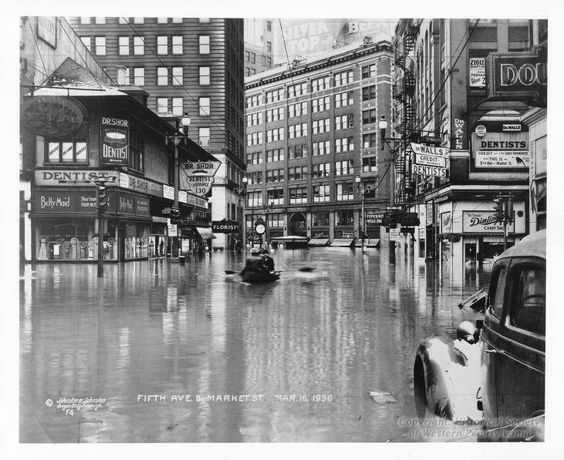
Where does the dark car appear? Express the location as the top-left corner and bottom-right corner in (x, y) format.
(413, 230), (545, 441)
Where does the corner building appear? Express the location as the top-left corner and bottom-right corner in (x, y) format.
(244, 40), (393, 245)
(68, 16), (246, 250)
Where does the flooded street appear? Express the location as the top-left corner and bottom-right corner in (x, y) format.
(20, 247), (491, 442)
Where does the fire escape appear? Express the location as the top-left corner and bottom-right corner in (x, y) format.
(392, 23), (418, 206)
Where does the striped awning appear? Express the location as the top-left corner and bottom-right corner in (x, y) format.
(331, 239), (354, 247)
(308, 238), (329, 247)
(196, 227), (216, 239)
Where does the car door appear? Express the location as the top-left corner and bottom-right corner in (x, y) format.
(480, 258), (510, 421)
(495, 257), (545, 421)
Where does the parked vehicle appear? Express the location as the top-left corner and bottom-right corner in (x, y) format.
(413, 230), (546, 441)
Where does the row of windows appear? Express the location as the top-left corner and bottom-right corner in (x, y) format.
(114, 66), (211, 87)
(81, 35), (207, 56)
(246, 182), (361, 206)
(154, 96), (210, 118)
(244, 159), (362, 181)
(246, 133), (376, 150)
(246, 69), (366, 107)
(78, 17), (209, 24)
(245, 51), (273, 67)
(244, 210), (358, 227)
(246, 83), (375, 108)
(246, 94), (372, 122)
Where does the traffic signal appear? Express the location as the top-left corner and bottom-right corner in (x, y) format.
(493, 198), (504, 223)
(505, 197), (514, 223)
(97, 184), (109, 210)
(170, 206), (180, 224)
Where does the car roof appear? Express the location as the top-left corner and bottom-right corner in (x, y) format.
(498, 229), (546, 260)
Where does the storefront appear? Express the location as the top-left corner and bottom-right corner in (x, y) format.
(32, 186), (151, 262)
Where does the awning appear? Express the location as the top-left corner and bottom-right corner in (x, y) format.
(367, 238), (380, 248)
(331, 239), (354, 247)
(308, 238), (329, 247)
(196, 227), (216, 239)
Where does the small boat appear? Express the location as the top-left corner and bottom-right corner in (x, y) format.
(239, 266), (280, 284)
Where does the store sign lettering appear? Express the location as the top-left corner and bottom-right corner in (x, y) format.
(36, 170), (119, 185)
(101, 116), (129, 166)
(463, 211), (515, 233)
(487, 53), (547, 101)
(454, 118), (465, 150)
(40, 195), (70, 209)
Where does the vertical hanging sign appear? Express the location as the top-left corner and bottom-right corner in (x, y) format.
(101, 117), (129, 166)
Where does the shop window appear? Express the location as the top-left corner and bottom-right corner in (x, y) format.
(36, 219), (118, 261)
(335, 209), (354, 226)
(47, 140), (88, 163)
(129, 129), (144, 172)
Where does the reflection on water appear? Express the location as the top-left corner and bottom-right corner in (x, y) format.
(20, 248), (490, 442)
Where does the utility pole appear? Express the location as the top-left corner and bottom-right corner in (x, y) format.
(493, 194), (514, 251)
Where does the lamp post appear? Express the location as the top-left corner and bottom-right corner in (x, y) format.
(265, 200), (274, 250)
(166, 112), (191, 259)
(355, 174), (366, 253)
(94, 179), (109, 277)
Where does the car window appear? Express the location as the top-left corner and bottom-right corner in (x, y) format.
(488, 264), (507, 318)
(510, 265), (545, 336)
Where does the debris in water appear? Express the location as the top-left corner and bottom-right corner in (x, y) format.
(368, 391), (397, 404)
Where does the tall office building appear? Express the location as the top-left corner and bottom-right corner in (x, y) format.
(244, 39), (393, 247)
(69, 16), (246, 250)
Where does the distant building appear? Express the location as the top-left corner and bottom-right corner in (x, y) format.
(244, 19), (276, 76)
(68, 16), (246, 250)
(244, 40), (393, 247)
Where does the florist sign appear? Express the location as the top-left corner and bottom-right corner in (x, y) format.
(462, 211), (515, 234)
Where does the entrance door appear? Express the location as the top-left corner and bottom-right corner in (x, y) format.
(465, 243), (477, 265)
(288, 213), (307, 236)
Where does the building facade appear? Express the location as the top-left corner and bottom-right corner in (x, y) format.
(20, 17), (216, 263)
(244, 40), (393, 246)
(68, 16), (246, 250)
(391, 19), (547, 280)
(244, 19), (276, 76)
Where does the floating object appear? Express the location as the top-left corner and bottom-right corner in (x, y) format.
(368, 391), (397, 404)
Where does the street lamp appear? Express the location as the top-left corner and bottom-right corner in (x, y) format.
(166, 112), (191, 259)
(265, 200), (275, 249)
(355, 174), (366, 252)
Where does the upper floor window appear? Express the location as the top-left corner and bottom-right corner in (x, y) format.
(133, 67), (145, 86)
(334, 70), (354, 87)
(94, 37), (106, 55)
(117, 67), (130, 85)
(362, 85), (376, 101)
(172, 36), (183, 54)
(172, 67), (183, 86)
(80, 37), (91, 51)
(199, 66), (210, 85)
(157, 36), (168, 55)
(157, 67), (168, 86)
(133, 17), (144, 24)
(47, 140), (88, 164)
(172, 97), (183, 116)
(80, 17), (91, 24)
(199, 35), (210, 54)
(134, 36), (144, 55)
(157, 97), (168, 114)
(95, 17), (106, 24)
(266, 20), (272, 31)
(199, 97), (210, 116)
(118, 36), (129, 56)
(157, 17), (168, 24)
(199, 127), (211, 147)
(362, 64), (376, 79)
(266, 41), (272, 52)
(335, 91), (353, 108)
(311, 76), (330, 92)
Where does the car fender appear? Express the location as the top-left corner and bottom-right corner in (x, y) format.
(414, 337), (483, 423)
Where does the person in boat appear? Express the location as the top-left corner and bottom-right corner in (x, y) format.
(245, 249), (275, 273)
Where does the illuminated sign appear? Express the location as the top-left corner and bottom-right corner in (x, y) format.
(21, 96), (86, 137)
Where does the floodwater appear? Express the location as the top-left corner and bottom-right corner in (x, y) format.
(19, 247), (492, 442)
